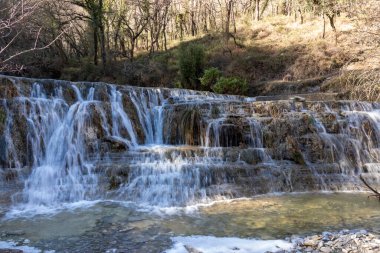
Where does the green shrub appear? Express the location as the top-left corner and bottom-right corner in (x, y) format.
(200, 67), (222, 90)
(174, 81), (183, 88)
(178, 43), (205, 89)
(212, 77), (249, 95)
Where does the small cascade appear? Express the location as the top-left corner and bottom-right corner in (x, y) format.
(247, 118), (273, 164)
(22, 86), (101, 206)
(1, 75), (380, 211)
(110, 86), (138, 148)
(129, 89), (165, 145)
(116, 147), (208, 206)
(205, 118), (224, 147)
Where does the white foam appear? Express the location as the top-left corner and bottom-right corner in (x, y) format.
(133, 191), (371, 217)
(0, 240), (54, 253)
(165, 235), (293, 253)
(4, 200), (101, 220)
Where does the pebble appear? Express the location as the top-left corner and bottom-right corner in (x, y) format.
(319, 246), (331, 253)
(271, 229), (380, 253)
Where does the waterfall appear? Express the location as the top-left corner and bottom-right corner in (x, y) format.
(128, 89), (165, 145)
(110, 86), (138, 148)
(23, 86), (100, 206)
(1, 75), (380, 211)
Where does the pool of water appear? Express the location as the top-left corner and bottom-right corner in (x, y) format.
(0, 193), (379, 252)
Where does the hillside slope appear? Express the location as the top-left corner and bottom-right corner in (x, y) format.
(57, 15), (379, 99)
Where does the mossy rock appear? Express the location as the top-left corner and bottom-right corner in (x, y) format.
(0, 105), (7, 133)
(0, 77), (19, 99)
(109, 175), (122, 190)
(292, 150), (306, 165)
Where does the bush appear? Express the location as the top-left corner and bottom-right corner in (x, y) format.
(342, 70), (380, 102)
(178, 43), (205, 89)
(212, 77), (249, 95)
(200, 67), (222, 90)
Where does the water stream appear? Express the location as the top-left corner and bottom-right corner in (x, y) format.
(0, 193), (379, 252)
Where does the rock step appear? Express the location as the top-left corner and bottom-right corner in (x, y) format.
(255, 93), (339, 102)
(96, 161), (361, 181)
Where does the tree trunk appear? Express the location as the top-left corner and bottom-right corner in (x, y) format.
(298, 8), (304, 24)
(99, 0), (106, 69)
(163, 25), (168, 51)
(93, 28), (98, 65)
(130, 38), (135, 62)
(99, 23), (106, 69)
(191, 11), (196, 36)
(255, 0), (260, 21)
(114, 18), (122, 60)
(120, 38), (127, 57)
(233, 7), (237, 33)
(360, 174), (380, 201)
(326, 13), (338, 44)
(203, 7), (208, 32)
(322, 13), (326, 39)
(179, 15), (184, 40)
(225, 0), (233, 34)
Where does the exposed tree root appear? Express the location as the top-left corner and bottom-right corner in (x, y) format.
(360, 174), (380, 201)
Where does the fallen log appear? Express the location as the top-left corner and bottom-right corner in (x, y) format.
(359, 174), (380, 201)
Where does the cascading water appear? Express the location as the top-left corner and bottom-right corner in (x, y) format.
(110, 86), (138, 148)
(10, 85), (103, 208)
(0, 75), (380, 212)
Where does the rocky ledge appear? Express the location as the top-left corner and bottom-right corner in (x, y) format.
(279, 230), (380, 253)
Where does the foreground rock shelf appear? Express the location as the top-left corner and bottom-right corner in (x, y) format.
(281, 230), (380, 253)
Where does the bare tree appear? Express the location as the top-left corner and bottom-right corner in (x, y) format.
(0, 0), (67, 72)
(255, 0), (260, 21)
(122, 0), (151, 61)
(71, 0), (107, 68)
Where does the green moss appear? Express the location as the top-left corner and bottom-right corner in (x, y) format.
(292, 151), (306, 165)
(109, 175), (121, 190)
(211, 106), (220, 119)
(308, 116), (316, 125)
(0, 109), (6, 124)
(0, 107), (7, 133)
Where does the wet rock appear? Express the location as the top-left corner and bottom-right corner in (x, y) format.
(1, 74), (380, 201)
(103, 136), (129, 152)
(0, 136), (8, 167)
(0, 77), (20, 99)
(184, 245), (203, 253)
(319, 246), (332, 253)
(0, 250), (23, 253)
(302, 236), (320, 247)
(284, 230), (380, 253)
(290, 96), (306, 102)
(3, 231), (26, 237)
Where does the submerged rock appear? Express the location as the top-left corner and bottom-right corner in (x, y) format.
(0, 249), (23, 253)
